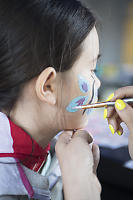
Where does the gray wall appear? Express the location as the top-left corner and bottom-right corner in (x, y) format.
(80, 0), (130, 66)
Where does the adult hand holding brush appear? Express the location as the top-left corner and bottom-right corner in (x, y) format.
(105, 86), (133, 159)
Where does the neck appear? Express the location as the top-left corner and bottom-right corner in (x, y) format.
(9, 99), (59, 148)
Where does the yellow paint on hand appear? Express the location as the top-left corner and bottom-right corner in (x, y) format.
(109, 124), (115, 135)
(117, 130), (122, 136)
(104, 108), (107, 119)
(115, 99), (126, 111)
(106, 93), (114, 102)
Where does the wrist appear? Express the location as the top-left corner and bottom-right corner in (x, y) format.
(63, 172), (101, 200)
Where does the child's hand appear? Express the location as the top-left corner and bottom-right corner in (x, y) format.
(105, 86), (133, 159)
(55, 130), (101, 200)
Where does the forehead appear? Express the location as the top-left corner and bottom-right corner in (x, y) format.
(81, 27), (99, 62)
(65, 27), (99, 76)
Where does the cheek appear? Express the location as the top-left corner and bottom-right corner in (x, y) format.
(66, 75), (91, 113)
(66, 95), (89, 113)
(78, 75), (90, 93)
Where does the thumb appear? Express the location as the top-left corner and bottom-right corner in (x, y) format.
(115, 99), (133, 131)
(73, 129), (93, 144)
(92, 143), (100, 175)
(55, 131), (73, 153)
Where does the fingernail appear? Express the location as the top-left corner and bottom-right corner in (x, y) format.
(104, 108), (107, 119)
(109, 124), (115, 134)
(117, 130), (122, 136)
(106, 93), (114, 101)
(115, 99), (126, 111)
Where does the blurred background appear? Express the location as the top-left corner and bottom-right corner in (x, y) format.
(80, 0), (133, 199)
(82, 0), (133, 99)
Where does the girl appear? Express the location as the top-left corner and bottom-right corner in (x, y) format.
(0, 0), (101, 199)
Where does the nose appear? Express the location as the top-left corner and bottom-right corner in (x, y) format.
(95, 74), (101, 89)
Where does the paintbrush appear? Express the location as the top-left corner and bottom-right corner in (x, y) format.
(73, 98), (133, 110)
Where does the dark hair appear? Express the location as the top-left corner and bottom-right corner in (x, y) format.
(0, 0), (96, 112)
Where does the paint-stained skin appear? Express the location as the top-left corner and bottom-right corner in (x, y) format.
(66, 96), (89, 113)
(78, 75), (90, 93)
(66, 74), (98, 114)
(83, 76), (95, 115)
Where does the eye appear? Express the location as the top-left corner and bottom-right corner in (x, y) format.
(91, 69), (101, 79)
(91, 69), (97, 74)
(91, 70), (99, 79)
(93, 69), (97, 73)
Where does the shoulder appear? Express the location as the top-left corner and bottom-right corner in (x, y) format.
(0, 157), (51, 200)
(0, 195), (29, 200)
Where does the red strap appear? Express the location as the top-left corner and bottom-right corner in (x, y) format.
(0, 119), (50, 172)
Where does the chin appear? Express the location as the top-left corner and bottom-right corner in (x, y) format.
(63, 112), (90, 130)
(74, 119), (89, 130)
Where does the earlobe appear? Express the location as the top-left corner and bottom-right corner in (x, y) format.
(35, 67), (57, 105)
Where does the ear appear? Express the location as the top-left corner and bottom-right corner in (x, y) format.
(35, 67), (57, 105)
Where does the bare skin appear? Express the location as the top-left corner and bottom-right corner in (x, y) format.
(55, 130), (101, 200)
(6, 27), (101, 200)
(106, 86), (133, 159)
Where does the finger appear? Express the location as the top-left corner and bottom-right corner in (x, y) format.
(107, 109), (124, 136)
(107, 111), (124, 136)
(128, 133), (133, 159)
(73, 129), (93, 144)
(112, 86), (133, 101)
(115, 99), (133, 132)
(92, 143), (100, 175)
(107, 114), (120, 135)
(105, 86), (133, 118)
(117, 124), (123, 136)
(115, 116), (123, 136)
(55, 131), (73, 153)
(104, 93), (115, 119)
(105, 106), (115, 119)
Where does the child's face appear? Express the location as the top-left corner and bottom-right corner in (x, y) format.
(57, 27), (101, 130)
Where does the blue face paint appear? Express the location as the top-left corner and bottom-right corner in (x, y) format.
(78, 75), (90, 93)
(86, 108), (92, 115)
(66, 96), (89, 113)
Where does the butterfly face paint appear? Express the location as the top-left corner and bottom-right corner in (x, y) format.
(66, 75), (90, 113)
(66, 74), (98, 114)
(66, 96), (89, 113)
(78, 75), (90, 93)
(83, 75), (98, 115)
